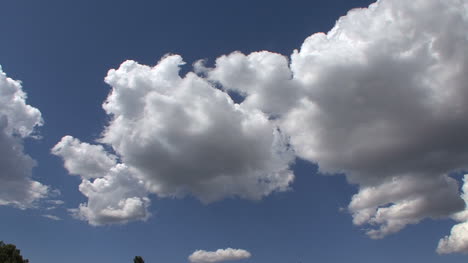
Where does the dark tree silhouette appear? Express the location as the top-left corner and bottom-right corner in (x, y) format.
(134, 256), (145, 263)
(0, 241), (29, 263)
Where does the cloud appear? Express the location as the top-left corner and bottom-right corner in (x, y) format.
(53, 0), (468, 250)
(349, 175), (463, 239)
(53, 55), (294, 224)
(437, 222), (468, 254)
(205, 0), (468, 246)
(101, 56), (294, 202)
(437, 175), (468, 254)
(52, 136), (150, 225)
(45, 199), (65, 210)
(42, 214), (61, 221)
(204, 51), (300, 115)
(188, 248), (251, 263)
(0, 66), (48, 208)
(47, 199), (65, 205)
(285, 0), (468, 181)
(51, 135), (117, 180)
(280, 0), (468, 239)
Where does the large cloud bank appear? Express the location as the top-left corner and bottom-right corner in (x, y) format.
(282, 0), (468, 240)
(53, 0), (468, 252)
(0, 66), (48, 208)
(188, 248), (251, 263)
(207, 0), (468, 246)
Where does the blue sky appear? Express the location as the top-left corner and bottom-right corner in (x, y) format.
(1, 0), (468, 262)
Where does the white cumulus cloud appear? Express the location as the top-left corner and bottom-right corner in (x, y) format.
(101, 56), (294, 202)
(0, 66), (48, 208)
(437, 222), (468, 254)
(437, 175), (468, 254)
(52, 136), (150, 225)
(349, 175), (462, 239)
(280, 0), (468, 240)
(53, 0), (468, 252)
(188, 248), (251, 263)
(204, 0), (468, 249)
(204, 51), (300, 115)
(52, 56), (294, 224)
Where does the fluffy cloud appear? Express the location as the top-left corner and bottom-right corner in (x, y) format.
(0, 66), (48, 208)
(285, 0), (468, 181)
(349, 175), (463, 239)
(52, 56), (294, 224)
(205, 0), (468, 246)
(101, 56), (294, 202)
(52, 136), (150, 225)
(282, 0), (468, 239)
(188, 248), (251, 263)
(51, 135), (117, 180)
(204, 51), (300, 115)
(438, 222), (468, 254)
(437, 175), (468, 254)
(70, 169), (151, 226)
(54, 0), (468, 250)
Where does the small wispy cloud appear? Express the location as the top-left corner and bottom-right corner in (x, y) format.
(44, 199), (65, 210)
(188, 248), (251, 263)
(47, 200), (65, 205)
(42, 214), (61, 221)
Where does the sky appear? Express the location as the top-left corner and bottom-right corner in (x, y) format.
(1, 0), (468, 262)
